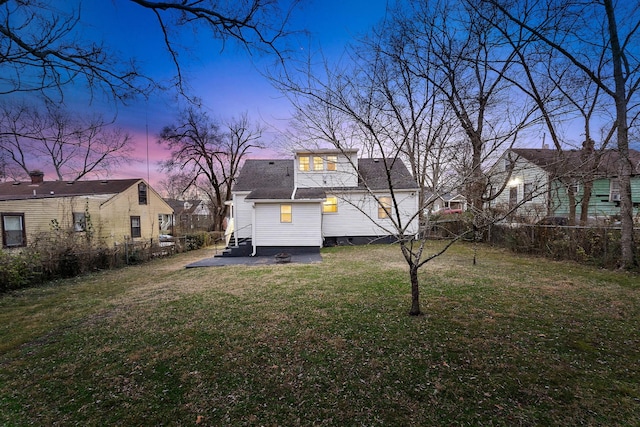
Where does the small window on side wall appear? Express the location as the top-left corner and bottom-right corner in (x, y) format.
(131, 216), (142, 238)
(2, 213), (26, 248)
(378, 196), (391, 219)
(610, 179), (621, 202)
(523, 183), (533, 201)
(280, 204), (292, 223)
(323, 196), (338, 213)
(73, 212), (86, 232)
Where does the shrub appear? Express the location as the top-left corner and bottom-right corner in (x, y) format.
(0, 249), (41, 292)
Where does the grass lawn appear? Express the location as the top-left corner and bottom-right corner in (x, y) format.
(1, 243), (639, 426)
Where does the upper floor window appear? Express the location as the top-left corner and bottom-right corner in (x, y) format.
(313, 156), (324, 171)
(280, 204), (292, 223)
(327, 155), (337, 171)
(138, 182), (148, 205)
(2, 213), (25, 248)
(378, 196), (392, 219)
(504, 157), (514, 172)
(610, 179), (621, 202)
(299, 156), (310, 171)
(323, 196), (338, 213)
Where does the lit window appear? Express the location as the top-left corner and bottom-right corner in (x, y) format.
(313, 156), (324, 171)
(73, 212), (86, 232)
(378, 196), (391, 219)
(138, 182), (148, 205)
(323, 196), (338, 213)
(2, 213), (25, 247)
(326, 155), (337, 171)
(299, 157), (310, 171)
(280, 204), (292, 223)
(131, 216), (141, 238)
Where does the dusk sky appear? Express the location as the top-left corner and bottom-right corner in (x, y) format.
(66, 0), (393, 188)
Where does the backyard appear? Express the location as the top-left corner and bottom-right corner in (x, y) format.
(1, 243), (638, 426)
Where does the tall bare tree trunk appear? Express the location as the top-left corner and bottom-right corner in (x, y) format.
(409, 263), (421, 316)
(605, 0), (636, 268)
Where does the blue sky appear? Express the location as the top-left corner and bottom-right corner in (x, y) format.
(67, 0), (392, 185)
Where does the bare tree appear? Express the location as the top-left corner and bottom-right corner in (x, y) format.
(480, 9), (618, 225)
(157, 172), (199, 199)
(129, 0), (298, 96)
(0, 0), (151, 101)
(275, 0), (552, 315)
(0, 101), (133, 181)
(159, 107), (264, 231)
(358, 21), (462, 219)
(480, 0), (640, 267)
(1, 0), (298, 102)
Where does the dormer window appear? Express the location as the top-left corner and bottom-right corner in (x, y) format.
(327, 155), (337, 171)
(313, 156), (324, 171)
(138, 182), (148, 205)
(299, 156), (310, 171)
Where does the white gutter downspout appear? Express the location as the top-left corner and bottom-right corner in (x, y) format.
(232, 194), (238, 248)
(251, 202), (257, 256)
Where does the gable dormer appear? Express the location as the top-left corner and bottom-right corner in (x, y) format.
(294, 149), (359, 189)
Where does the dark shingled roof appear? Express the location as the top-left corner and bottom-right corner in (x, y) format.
(0, 178), (142, 201)
(511, 148), (640, 176)
(357, 158), (419, 190)
(235, 157), (417, 201)
(235, 159), (295, 200)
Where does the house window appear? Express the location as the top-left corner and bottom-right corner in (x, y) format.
(509, 186), (518, 209)
(138, 182), (148, 205)
(523, 183), (533, 201)
(280, 204), (292, 223)
(323, 196), (338, 213)
(313, 156), (324, 171)
(73, 212), (86, 232)
(610, 179), (621, 202)
(2, 213), (26, 248)
(568, 181), (580, 195)
(327, 155), (337, 171)
(130, 216), (142, 238)
(299, 156), (310, 171)
(378, 196), (391, 219)
(504, 157), (514, 172)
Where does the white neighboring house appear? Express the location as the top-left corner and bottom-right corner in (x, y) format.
(486, 148), (551, 219)
(224, 149), (420, 256)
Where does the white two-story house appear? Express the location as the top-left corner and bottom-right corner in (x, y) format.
(223, 149), (420, 256)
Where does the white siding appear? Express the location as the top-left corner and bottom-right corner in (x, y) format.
(488, 153), (549, 216)
(233, 192), (254, 239)
(322, 190), (419, 237)
(254, 202), (322, 247)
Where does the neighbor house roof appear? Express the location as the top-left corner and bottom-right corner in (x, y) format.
(164, 198), (206, 214)
(510, 148), (640, 176)
(0, 178), (142, 201)
(235, 157), (418, 201)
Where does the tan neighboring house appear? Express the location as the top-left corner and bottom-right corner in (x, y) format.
(0, 171), (174, 249)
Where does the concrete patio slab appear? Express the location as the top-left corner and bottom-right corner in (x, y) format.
(185, 252), (322, 268)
